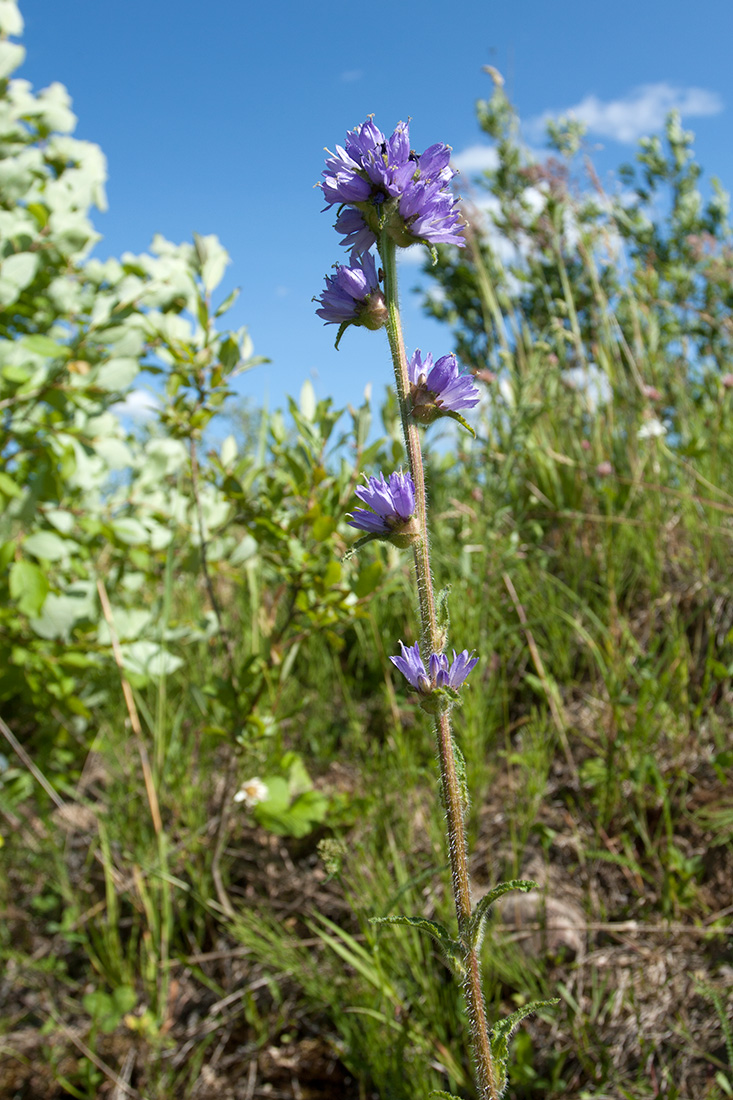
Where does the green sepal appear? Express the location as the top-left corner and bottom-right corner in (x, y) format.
(334, 321), (350, 350)
(370, 915), (465, 978)
(442, 408), (476, 437)
(343, 523), (418, 562)
(489, 998), (560, 1095)
(427, 244), (439, 266)
(342, 532), (380, 561)
(469, 879), (536, 950)
(418, 683), (463, 715)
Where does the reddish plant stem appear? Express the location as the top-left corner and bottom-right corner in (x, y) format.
(379, 230), (500, 1100)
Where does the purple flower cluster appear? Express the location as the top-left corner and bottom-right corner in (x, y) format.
(348, 471), (417, 543)
(334, 208), (378, 256)
(316, 122), (478, 696)
(320, 119), (465, 251)
(408, 349), (480, 423)
(390, 641), (478, 696)
(315, 251), (386, 331)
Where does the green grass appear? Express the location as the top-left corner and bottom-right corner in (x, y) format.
(3, 119), (733, 1100)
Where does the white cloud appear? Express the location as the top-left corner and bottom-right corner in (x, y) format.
(463, 186), (548, 268)
(563, 365), (612, 412)
(528, 83), (723, 145)
(451, 144), (499, 175)
(397, 243), (430, 267)
(112, 388), (158, 422)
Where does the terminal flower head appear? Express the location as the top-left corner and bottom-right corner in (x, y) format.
(347, 470), (418, 547)
(315, 251), (387, 346)
(408, 349), (480, 426)
(320, 118), (465, 251)
(390, 641), (478, 703)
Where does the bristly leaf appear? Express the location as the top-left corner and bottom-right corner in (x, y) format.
(443, 408), (476, 437)
(469, 879), (536, 950)
(370, 915), (465, 978)
(489, 998), (560, 1096)
(429, 1092), (462, 1100)
(436, 584), (451, 650)
(342, 532), (380, 561)
(334, 321), (350, 350)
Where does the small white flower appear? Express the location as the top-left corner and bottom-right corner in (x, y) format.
(637, 417), (667, 440)
(233, 777), (268, 809)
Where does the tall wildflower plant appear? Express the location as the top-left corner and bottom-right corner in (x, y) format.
(316, 119), (556, 1099)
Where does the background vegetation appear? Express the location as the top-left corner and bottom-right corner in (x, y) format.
(1, 18), (732, 1100)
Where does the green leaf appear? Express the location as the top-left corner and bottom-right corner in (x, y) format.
(282, 750), (312, 795)
(300, 379), (316, 420)
(436, 584), (451, 645)
(218, 335), (240, 371)
(97, 608), (151, 644)
(370, 915), (465, 977)
(256, 776), (289, 812)
(322, 560), (341, 587)
(21, 334), (71, 359)
(2, 363), (32, 384)
(353, 560), (383, 598)
(94, 357), (139, 391)
(254, 785), (328, 839)
(0, 2), (24, 36)
(0, 40), (24, 79)
(214, 286), (240, 317)
(312, 515), (336, 541)
(230, 535), (258, 565)
(0, 471), (21, 498)
(0, 250), (38, 304)
(44, 509), (75, 535)
(469, 879), (537, 949)
(9, 560), (49, 617)
(220, 434), (238, 467)
(489, 998), (560, 1094)
(92, 437), (132, 468)
(121, 641), (183, 679)
(111, 518), (148, 546)
(26, 202), (48, 228)
(429, 1093), (463, 1100)
(23, 531), (72, 562)
(83, 985), (136, 1033)
(30, 588), (94, 641)
(194, 232), (230, 294)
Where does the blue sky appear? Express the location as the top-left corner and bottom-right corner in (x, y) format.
(14, 0), (733, 418)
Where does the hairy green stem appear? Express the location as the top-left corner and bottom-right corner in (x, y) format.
(379, 230), (500, 1100)
(379, 231), (438, 651)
